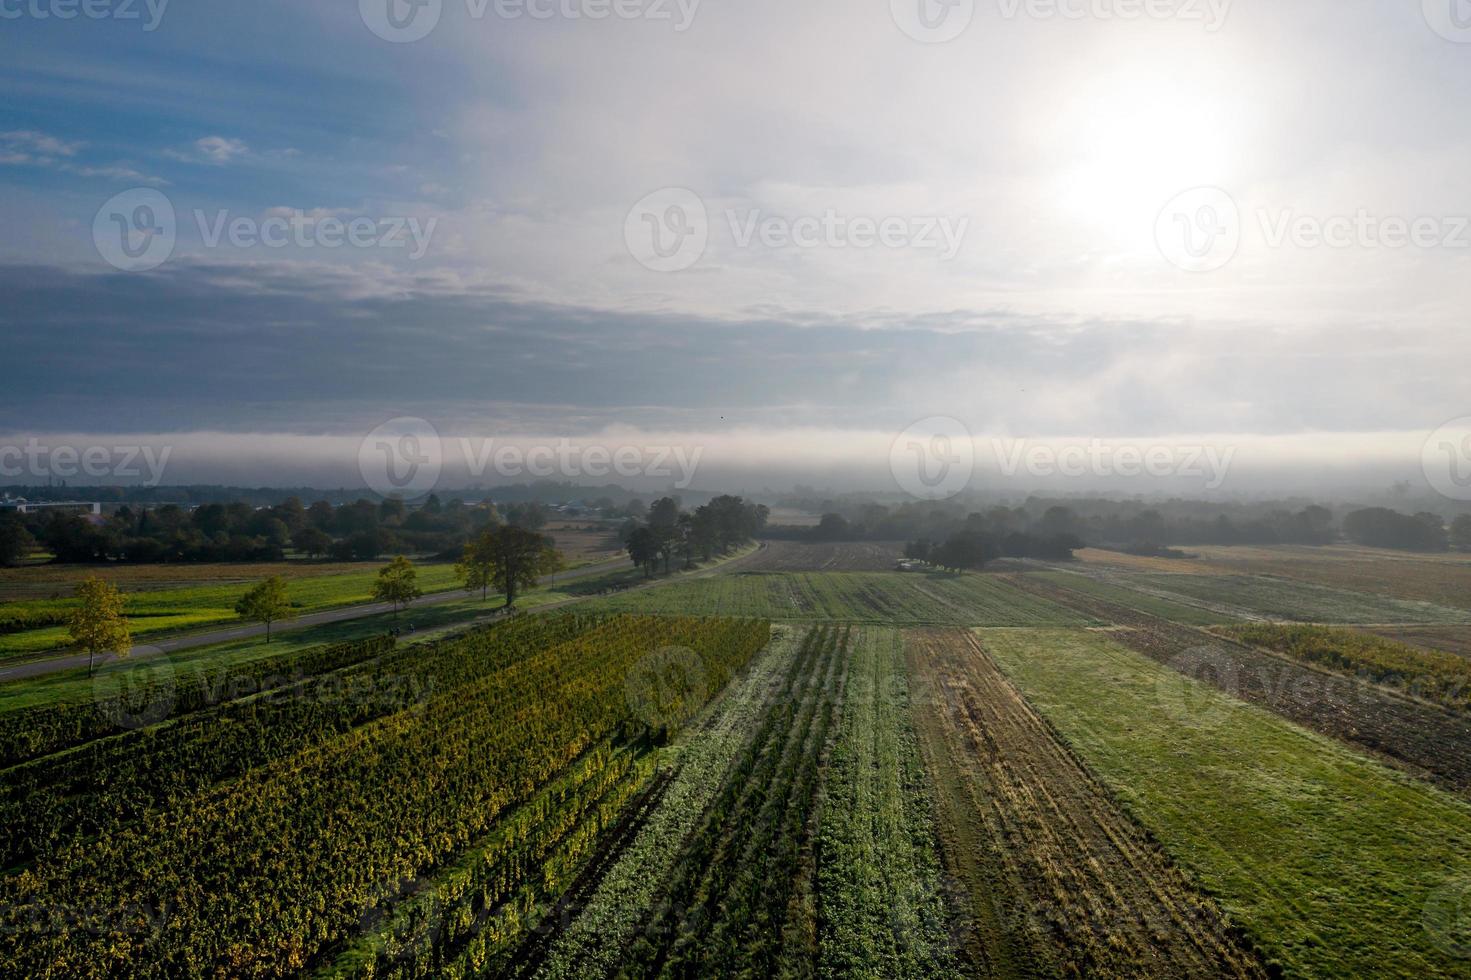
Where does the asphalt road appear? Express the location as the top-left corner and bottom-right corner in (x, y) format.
(0, 557), (631, 683)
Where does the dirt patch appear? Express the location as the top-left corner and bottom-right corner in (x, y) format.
(744, 540), (907, 572)
(906, 628), (1266, 979)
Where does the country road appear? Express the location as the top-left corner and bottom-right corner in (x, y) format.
(0, 556), (632, 683)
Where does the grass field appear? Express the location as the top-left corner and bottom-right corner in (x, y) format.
(1126, 572), (1471, 624)
(579, 570), (1093, 626)
(0, 562), (471, 658)
(982, 627), (1471, 977)
(1028, 569), (1237, 624)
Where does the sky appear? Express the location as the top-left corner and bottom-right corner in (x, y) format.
(2, 0), (1470, 499)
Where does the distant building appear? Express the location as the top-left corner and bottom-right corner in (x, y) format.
(0, 496), (102, 516)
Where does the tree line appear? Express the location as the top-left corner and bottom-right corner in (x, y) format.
(621, 495), (769, 577)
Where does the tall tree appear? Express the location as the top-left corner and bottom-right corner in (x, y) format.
(373, 555), (423, 620)
(458, 525), (564, 609)
(234, 576), (295, 642)
(69, 576), (131, 676)
(626, 526), (661, 577)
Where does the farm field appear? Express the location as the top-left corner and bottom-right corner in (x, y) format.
(1026, 568), (1235, 624)
(982, 627), (1471, 978)
(1367, 624), (1471, 659)
(1009, 571), (1471, 794)
(742, 538), (907, 571)
(0, 613), (771, 977)
(907, 628), (1266, 978)
(579, 570), (1092, 626)
(1124, 571), (1471, 624)
(1083, 544), (1471, 611)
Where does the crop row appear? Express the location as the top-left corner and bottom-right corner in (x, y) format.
(0, 615), (598, 868)
(0, 615), (771, 978)
(620, 625), (848, 978)
(1226, 623), (1471, 710)
(533, 625), (809, 980)
(813, 628), (963, 979)
(0, 634), (397, 768)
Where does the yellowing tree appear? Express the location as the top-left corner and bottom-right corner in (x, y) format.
(374, 555), (423, 620)
(234, 576), (295, 642)
(69, 576), (131, 676)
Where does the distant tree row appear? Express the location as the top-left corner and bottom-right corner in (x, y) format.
(622, 495), (769, 577)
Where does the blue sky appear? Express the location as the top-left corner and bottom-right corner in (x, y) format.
(3, 0), (1471, 493)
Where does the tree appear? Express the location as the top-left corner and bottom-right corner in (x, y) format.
(0, 517), (34, 567)
(234, 576), (294, 642)
(626, 526), (661, 577)
(457, 526), (563, 608)
(374, 555), (423, 620)
(292, 526), (332, 559)
(1453, 515), (1471, 552)
(69, 576), (131, 676)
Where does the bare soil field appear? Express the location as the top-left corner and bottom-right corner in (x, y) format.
(1366, 625), (1471, 660)
(1011, 574), (1471, 796)
(742, 538), (907, 571)
(906, 628), (1265, 979)
(541, 520), (625, 565)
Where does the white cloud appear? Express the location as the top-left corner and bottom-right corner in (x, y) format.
(192, 136), (249, 164)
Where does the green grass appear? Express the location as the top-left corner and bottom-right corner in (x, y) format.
(1031, 569), (1237, 624)
(0, 563), (471, 658)
(578, 571), (1092, 626)
(1131, 573), (1471, 625)
(981, 627), (1471, 978)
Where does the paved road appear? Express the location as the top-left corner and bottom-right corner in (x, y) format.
(0, 557), (631, 683)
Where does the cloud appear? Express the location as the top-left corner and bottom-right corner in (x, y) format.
(179, 136), (249, 165)
(0, 130), (84, 158)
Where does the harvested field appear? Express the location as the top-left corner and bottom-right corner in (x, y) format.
(1367, 625), (1471, 660)
(1127, 572), (1471, 625)
(744, 539), (907, 571)
(579, 571), (1093, 626)
(985, 627), (1471, 978)
(1010, 573), (1471, 796)
(1187, 545), (1471, 611)
(1028, 569), (1234, 624)
(906, 628), (1266, 979)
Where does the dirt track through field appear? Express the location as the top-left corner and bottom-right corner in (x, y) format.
(907, 628), (1265, 979)
(1012, 573), (1471, 796)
